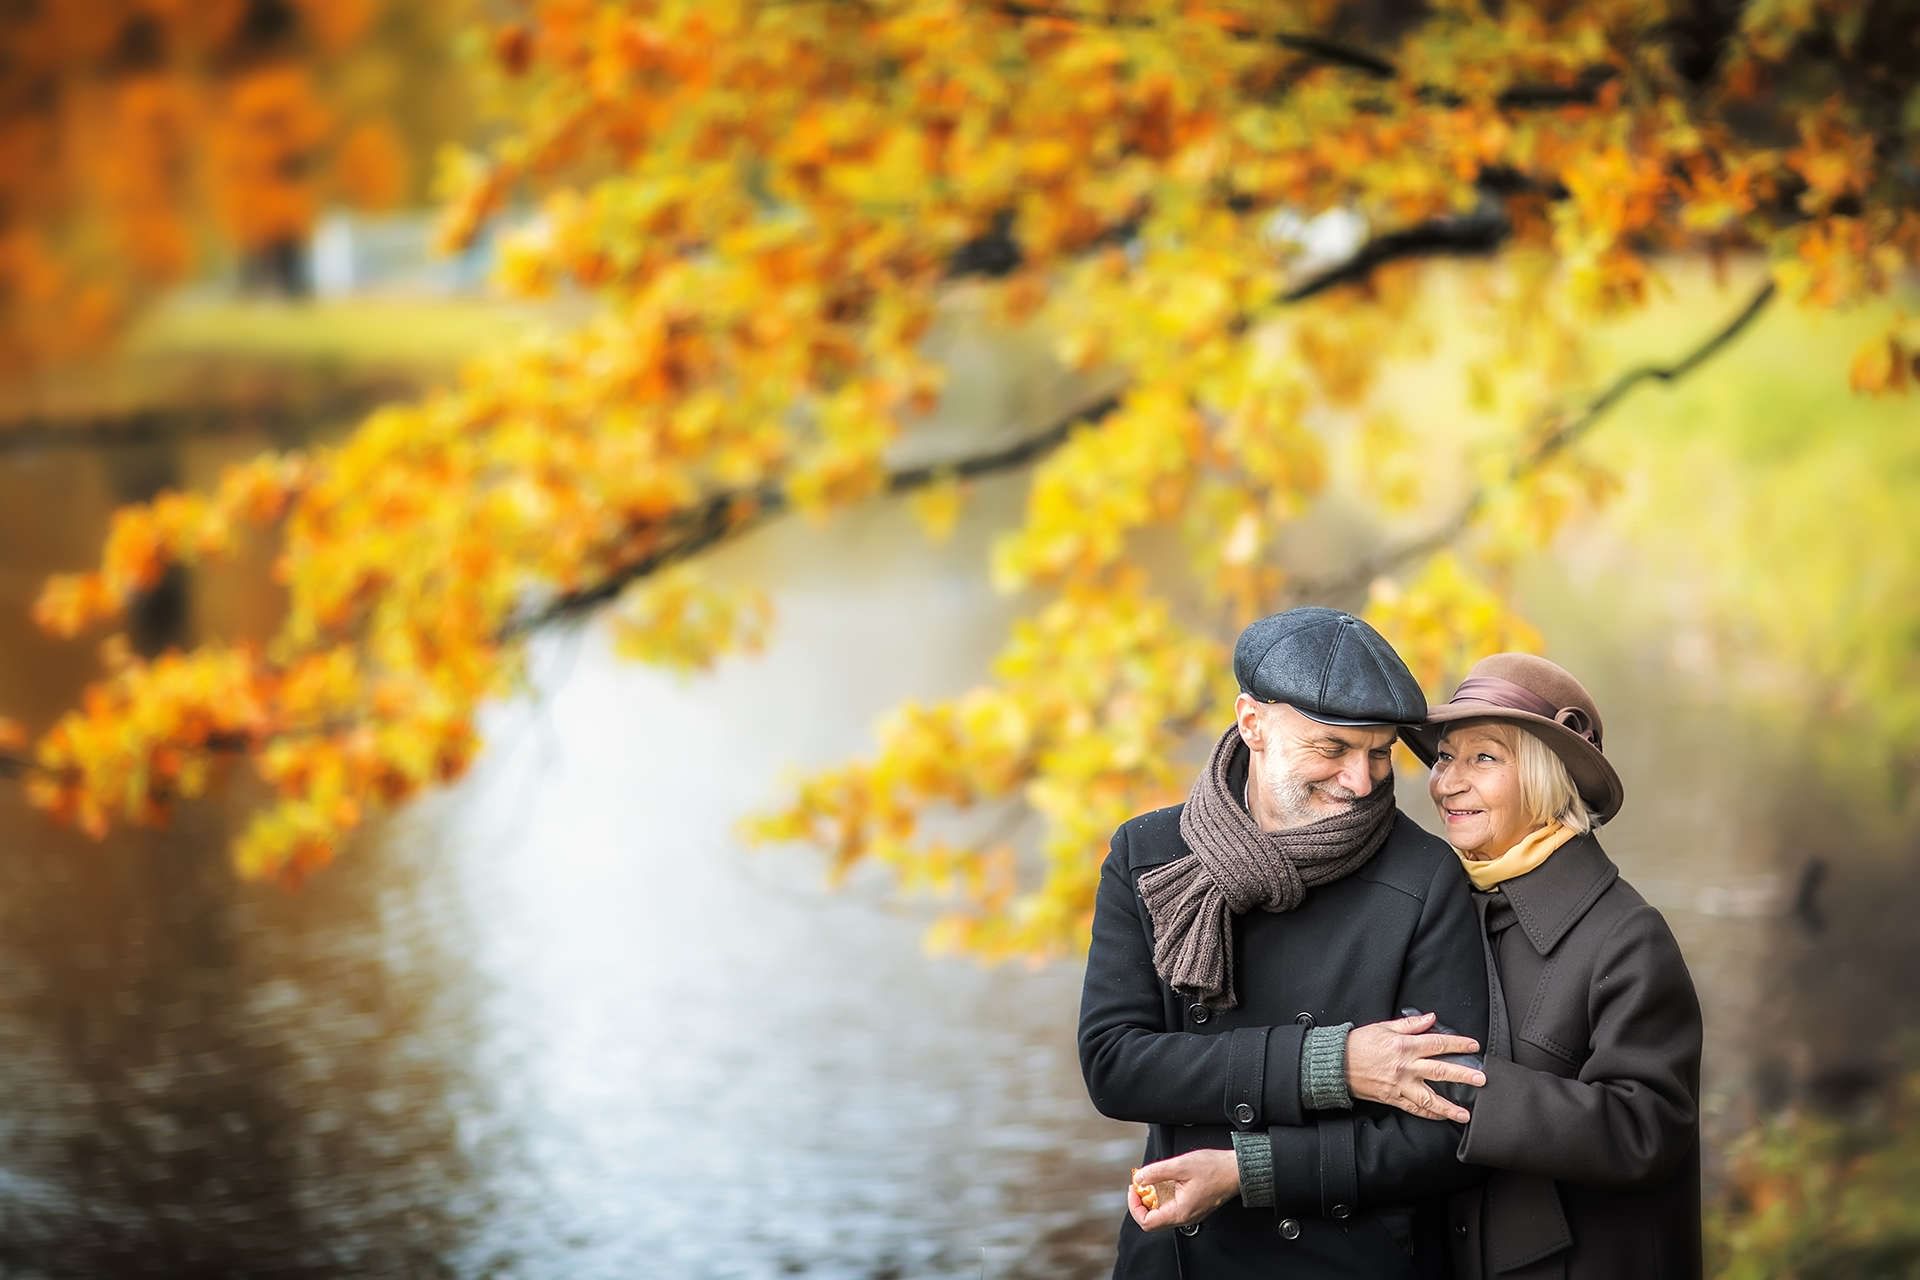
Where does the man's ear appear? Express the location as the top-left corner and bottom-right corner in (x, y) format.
(1234, 693), (1264, 748)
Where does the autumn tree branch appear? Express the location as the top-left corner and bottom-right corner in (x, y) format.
(990, 1), (1616, 109)
(0, 271), (1776, 788)
(1278, 207), (1511, 304)
(1287, 276), (1779, 600)
(499, 392), (1125, 638)
(511, 203), (1529, 636)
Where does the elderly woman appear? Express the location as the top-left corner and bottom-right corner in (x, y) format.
(1406, 652), (1704, 1280)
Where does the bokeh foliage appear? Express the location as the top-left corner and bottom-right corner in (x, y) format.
(0, 0), (472, 371)
(1708, 1068), (1920, 1279)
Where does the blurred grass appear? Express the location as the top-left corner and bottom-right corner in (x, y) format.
(0, 294), (580, 424)
(122, 294), (572, 370)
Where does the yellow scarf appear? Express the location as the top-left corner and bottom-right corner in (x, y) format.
(1456, 822), (1579, 890)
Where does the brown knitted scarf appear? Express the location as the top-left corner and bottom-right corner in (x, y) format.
(1140, 725), (1397, 1008)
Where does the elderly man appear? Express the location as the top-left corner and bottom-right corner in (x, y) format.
(1078, 607), (1489, 1278)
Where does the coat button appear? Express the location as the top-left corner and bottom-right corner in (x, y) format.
(1188, 1003), (1211, 1024)
(1177, 1222), (1201, 1237)
(1294, 1011), (1315, 1027)
(1277, 1218), (1302, 1240)
(1331, 1203), (1352, 1220)
(1233, 1102), (1255, 1126)
(1454, 1223), (1469, 1238)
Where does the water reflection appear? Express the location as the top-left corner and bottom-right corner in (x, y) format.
(431, 520), (1138, 1277)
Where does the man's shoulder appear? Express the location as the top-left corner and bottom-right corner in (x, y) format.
(1351, 811), (1457, 901)
(1113, 804), (1189, 870)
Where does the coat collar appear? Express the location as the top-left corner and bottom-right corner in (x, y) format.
(1491, 833), (1618, 955)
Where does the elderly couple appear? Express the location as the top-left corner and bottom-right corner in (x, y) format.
(1079, 607), (1702, 1279)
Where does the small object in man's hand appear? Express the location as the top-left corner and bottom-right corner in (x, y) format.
(1130, 1168), (1160, 1210)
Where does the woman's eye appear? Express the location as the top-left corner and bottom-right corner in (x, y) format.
(1477, 753), (1497, 764)
(1435, 752), (1453, 763)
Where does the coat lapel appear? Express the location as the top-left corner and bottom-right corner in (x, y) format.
(1496, 834), (1618, 956)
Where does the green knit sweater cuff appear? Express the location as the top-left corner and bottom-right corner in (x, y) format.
(1302, 1021), (1355, 1111)
(1231, 1129), (1275, 1209)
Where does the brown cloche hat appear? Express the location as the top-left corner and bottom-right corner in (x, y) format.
(1403, 652), (1625, 824)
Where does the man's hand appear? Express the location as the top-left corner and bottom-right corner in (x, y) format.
(1126, 1148), (1241, 1231)
(1345, 1011), (1485, 1124)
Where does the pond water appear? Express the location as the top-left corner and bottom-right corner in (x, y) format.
(0, 412), (1913, 1278)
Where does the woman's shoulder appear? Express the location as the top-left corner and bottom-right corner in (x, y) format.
(1571, 856), (1697, 978)
(1583, 856), (1675, 935)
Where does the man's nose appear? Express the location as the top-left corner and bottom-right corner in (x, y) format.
(1339, 755), (1375, 797)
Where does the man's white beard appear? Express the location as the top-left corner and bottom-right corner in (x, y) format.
(1261, 768), (1360, 831)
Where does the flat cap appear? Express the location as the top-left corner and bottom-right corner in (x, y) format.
(1233, 607), (1425, 726)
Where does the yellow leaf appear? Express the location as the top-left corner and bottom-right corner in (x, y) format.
(1849, 333), (1908, 396)
(908, 477), (965, 543)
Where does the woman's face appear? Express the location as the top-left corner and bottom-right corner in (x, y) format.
(1428, 724), (1541, 860)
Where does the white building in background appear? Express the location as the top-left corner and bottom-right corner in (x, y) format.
(308, 208), (521, 298)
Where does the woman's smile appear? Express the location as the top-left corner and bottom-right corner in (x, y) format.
(1427, 724), (1534, 860)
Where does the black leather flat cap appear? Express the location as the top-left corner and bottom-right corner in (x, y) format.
(1232, 607), (1426, 726)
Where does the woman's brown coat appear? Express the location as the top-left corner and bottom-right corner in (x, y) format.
(1447, 834), (1703, 1280)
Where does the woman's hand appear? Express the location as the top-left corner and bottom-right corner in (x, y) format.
(1345, 1010), (1485, 1124)
(1126, 1149), (1241, 1231)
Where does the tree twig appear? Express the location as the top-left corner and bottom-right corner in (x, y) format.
(500, 392), (1124, 637)
(1287, 277), (1779, 600)
(1278, 209), (1511, 305)
(990, 1), (1615, 109)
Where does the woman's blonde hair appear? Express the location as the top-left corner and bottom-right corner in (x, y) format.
(1442, 718), (1593, 835)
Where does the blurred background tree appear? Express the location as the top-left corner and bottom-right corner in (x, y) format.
(0, 0), (472, 373)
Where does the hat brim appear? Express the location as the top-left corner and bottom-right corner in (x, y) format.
(1294, 705), (1419, 729)
(1402, 701), (1625, 824)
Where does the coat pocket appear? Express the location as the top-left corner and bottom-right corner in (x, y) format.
(1515, 959), (1586, 1069)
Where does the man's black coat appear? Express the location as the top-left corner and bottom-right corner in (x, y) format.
(1078, 797), (1489, 1279)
